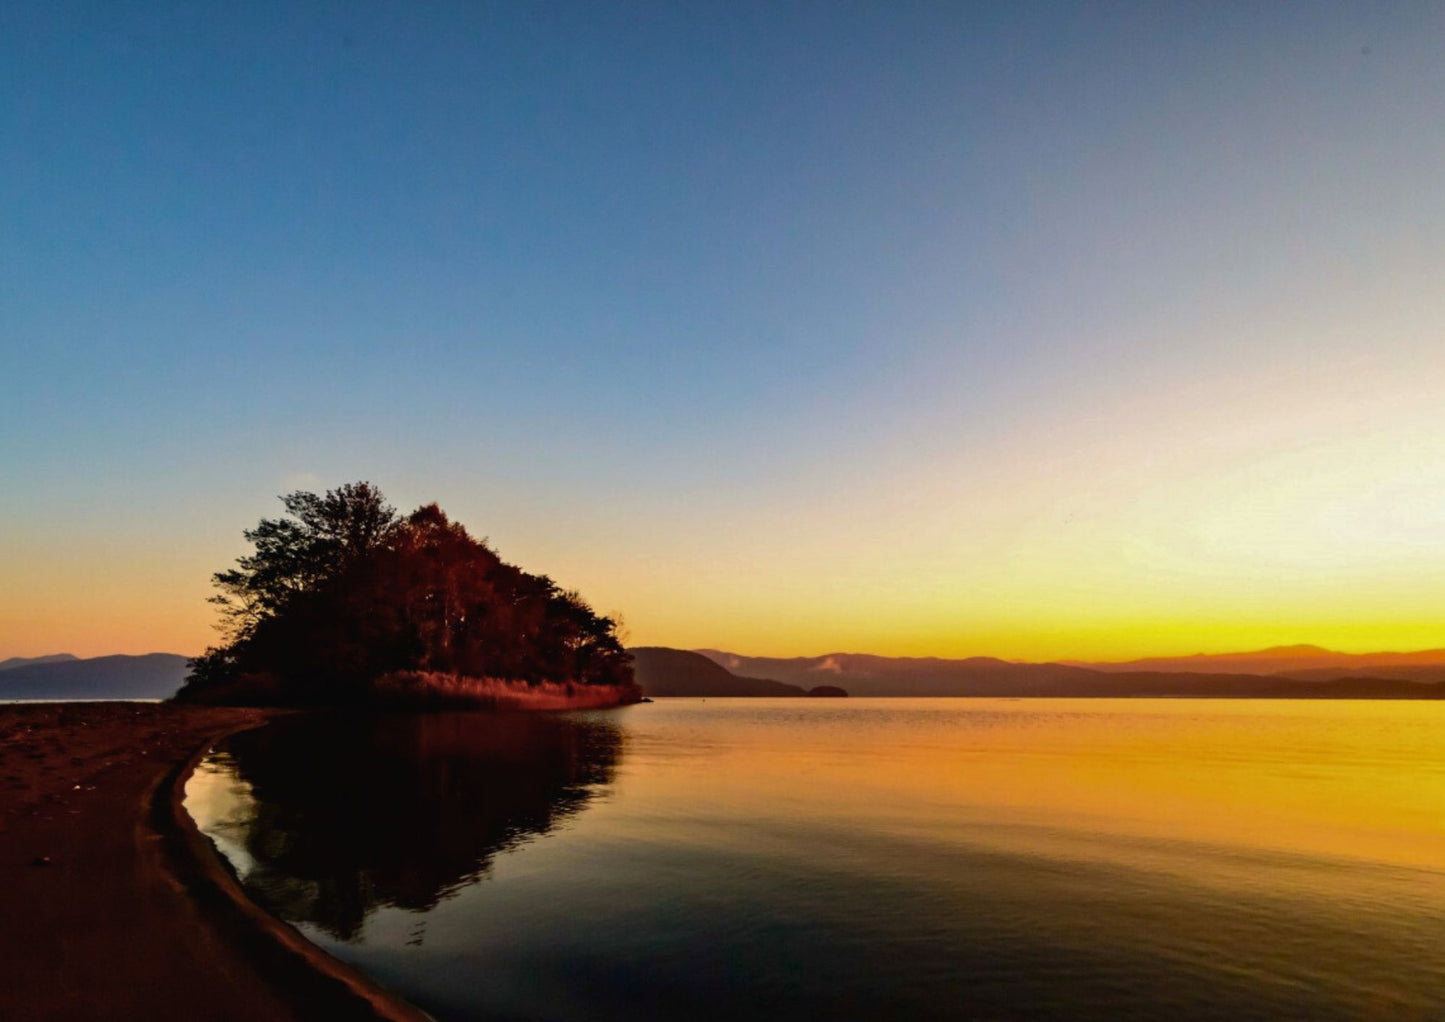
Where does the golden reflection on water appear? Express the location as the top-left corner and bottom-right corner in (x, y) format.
(621, 699), (1445, 870)
(188, 699), (1445, 1022)
(576, 699), (1445, 1021)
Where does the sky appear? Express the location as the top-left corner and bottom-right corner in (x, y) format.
(4, 1), (1445, 661)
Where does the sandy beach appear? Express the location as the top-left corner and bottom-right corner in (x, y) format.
(0, 701), (428, 1021)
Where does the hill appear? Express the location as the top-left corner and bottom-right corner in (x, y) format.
(695, 651), (1095, 697)
(1277, 665), (1445, 684)
(696, 650), (1445, 699)
(0, 654), (189, 701)
(0, 654), (78, 673)
(1065, 644), (1445, 676)
(629, 648), (811, 697)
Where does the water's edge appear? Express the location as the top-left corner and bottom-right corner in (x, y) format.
(168, 719), (434, 1022)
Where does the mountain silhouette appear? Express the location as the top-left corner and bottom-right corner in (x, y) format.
(695, 651), (1092, 697)
(696, 650), (1445, 698)
(0, 653), (78, 673)
(1064, 644), (1445, 676)
(0, 654), (188, 700)
(629, 647), (813, 697)
(6, 644), (1444, 702)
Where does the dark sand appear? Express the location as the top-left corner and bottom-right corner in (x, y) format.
(0, 702), (429, 1021)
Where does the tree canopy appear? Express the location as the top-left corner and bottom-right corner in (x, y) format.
(178, 483), (635, 705)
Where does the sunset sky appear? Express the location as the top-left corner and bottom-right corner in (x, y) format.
(4, 2), (1445, 661)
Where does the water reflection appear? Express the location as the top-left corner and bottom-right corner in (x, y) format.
(189, 701), (1445, 1022)
(211, 711), (621, 940)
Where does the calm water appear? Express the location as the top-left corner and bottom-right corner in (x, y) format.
(186, 699), (1445, 1021)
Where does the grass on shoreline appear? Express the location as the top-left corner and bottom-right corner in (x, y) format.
(371, 671), (642, 710)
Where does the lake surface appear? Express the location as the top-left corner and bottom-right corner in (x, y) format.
(185, 699), (1445, 1021)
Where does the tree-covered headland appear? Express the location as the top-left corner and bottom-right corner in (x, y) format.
(176, 483), (639, 708)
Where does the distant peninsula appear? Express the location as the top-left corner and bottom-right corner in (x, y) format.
(629, 647), (849, 697)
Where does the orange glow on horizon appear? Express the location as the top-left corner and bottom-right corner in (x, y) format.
(6, 361), (1445, 664)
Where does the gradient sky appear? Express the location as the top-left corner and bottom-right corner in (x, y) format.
(4, 2), (1445, 661)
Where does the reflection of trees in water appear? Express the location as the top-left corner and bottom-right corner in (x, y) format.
(216, 711), (622, 940)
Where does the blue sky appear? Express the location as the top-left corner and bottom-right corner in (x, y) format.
(5, 2), (1445, 658)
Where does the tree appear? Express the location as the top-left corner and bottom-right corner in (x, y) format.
(179, 482), (637, 706)
(207, 482), (398, 643)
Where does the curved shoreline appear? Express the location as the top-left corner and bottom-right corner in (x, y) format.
(162, 719), (434, 1022)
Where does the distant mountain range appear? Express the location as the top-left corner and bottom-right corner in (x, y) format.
(696, 647), (1445, 699)
(630, 647), (846, 697)
(0, 654), (189, 700)
(6, 644), (1445, 702)
(0, 653), (78, 672)
(1063, 644), (1445, 681)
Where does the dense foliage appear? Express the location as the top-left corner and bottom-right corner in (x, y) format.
(177, 483), (635, 704)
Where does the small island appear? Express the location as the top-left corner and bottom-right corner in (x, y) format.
(178, 482), (640, 710)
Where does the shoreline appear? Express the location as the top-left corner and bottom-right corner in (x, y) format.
(0, 702), (429, 1022)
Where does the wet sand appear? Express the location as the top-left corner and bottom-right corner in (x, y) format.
(0, 701), (428, 1021)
